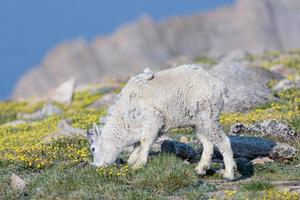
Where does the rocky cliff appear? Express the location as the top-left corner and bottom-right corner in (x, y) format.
(13, 0), (300, 98)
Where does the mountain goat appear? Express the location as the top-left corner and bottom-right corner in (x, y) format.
(87, 65), (236, 180)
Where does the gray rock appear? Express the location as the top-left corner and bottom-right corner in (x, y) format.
(270, 64), (297, 78)
(229, 123), (248, 135)
(230, 120), (296, 140)
(273, 77), (300, 92)
(251, 120), (296, 139)
(43, 119), (85, 141)
(210, 61), (277, 112)
(88, 93), (117, 109)
(220, 50), (249, 62)
(10, 173), (26, 191)
(45, 78), (76, 104)
(18, 103), (62, 121)
(2, 120), (27, 127)
(273, 79), (295, 91)
(295, 76), (300, 87)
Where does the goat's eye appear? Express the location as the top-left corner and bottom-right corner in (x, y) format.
(92, 147), (95, 152)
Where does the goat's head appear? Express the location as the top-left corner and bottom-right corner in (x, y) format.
(87, 123), (118, 167)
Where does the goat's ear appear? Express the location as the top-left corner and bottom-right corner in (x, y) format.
(86, 128), (94, 144)
(93, 123), (101, 136)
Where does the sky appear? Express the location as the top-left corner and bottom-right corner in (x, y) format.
(0, 0), (235, 100)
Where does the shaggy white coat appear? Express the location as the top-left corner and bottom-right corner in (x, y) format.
(88, 65), (236, 180)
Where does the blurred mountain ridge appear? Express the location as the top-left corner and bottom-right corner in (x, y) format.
(13, 0), (300, 98)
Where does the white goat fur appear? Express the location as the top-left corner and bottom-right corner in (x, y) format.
(88, 64), (236, 180)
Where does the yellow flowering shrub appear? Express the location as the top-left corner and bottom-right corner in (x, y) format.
(220, 88), (300, 129)
(223, 189), (299, 200)
(71, 91), (102, 109)
(4, 137), (90, 169)
(0, 90), (108, 170)
(97, 164), (130, 178)
(0, 101), (44, 124)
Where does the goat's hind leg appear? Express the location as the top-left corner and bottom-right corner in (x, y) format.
(195, 132), (214, 176)
(215, 132), (236, 180)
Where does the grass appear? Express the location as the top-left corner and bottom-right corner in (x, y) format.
(241, 180), (274, 191)
(1, 154), (215, 200)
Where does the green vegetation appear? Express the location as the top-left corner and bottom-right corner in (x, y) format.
(241, 180), (274, 191)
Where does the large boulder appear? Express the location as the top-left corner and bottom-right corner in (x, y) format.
(210, 61), (278, 112)
(230, 120), (296, 140)
(18, 103), (62, 121)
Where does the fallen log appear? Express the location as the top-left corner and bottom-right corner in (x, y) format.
(161, 136), (297, 162)
(228, 136), (297, 160)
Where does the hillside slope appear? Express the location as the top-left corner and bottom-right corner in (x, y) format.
(13, 0), (300, 98)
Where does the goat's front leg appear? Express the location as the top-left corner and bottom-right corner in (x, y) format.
(127, 142), (141, 166)
(132, 134), (157, 170)
(132, 107), (164, 170)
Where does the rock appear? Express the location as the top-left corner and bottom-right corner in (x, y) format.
(230, 120), (296, 140)
(210, 61), (278, 112)
(251, 157), (274, 165)
(295, 76), (300, 87)
(43, 119), (85, 141)
(251, 120), (296, 139)
(2, 120), (27, 127)
(45, 78), (76, 104)
(229, 123), (248, 135)
(10, 173), (26, 191)
(179, 136), (189, 144)
(97, 87), (118, 95)
(88, 93), (117, 109)
(220, 50), (249, 62)
(76, 81), (120, 95)
(161, 140), (199, 163)
(272, 79), (295, 91)
(18, 103), (62, 121)
(270, 64), (297, 77)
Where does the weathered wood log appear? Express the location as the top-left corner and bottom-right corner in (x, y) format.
(161, 140), (199, 163)
(161, 136), (297, 162)
(228, 136), (297, 160)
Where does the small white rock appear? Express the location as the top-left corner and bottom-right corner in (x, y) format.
(251, 157), (274, 165)
(179, 136), (189, 144)
(10, 173), (26, 191)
